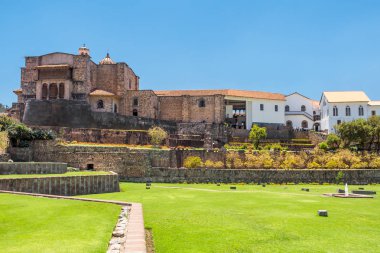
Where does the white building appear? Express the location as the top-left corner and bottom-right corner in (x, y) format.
(320, 91), (370, 133)
(224, 91), (286, 129)
(284, 92), (320, 131)
(368, 101), (380, 117)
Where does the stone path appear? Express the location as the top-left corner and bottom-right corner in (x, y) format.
(0, 190), (147, 253)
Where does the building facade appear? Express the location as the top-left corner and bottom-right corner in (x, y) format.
(320, 91), (372, 133)
(11, 46), (287, 130)
(285, 92), (320, 131)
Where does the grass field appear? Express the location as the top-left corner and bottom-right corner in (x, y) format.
(1, 183), (379, 253)
(0, 193), (120, 253)
(89, 183), (380, 253)
(0, 171), (111, 179)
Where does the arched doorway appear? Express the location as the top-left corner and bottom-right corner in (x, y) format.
(313, 123), (320, 132)
(59, 83), (65, 99)
(49, 83), (58, 99)
(42, 83), (48, 100)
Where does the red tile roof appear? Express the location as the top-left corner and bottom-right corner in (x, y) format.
(89, 89), (116, 96)
(154, 89), (285, 100)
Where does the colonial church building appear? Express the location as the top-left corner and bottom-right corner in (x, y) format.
(11, 46), (288, 130)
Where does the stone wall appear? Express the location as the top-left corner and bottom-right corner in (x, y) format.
(23, 100), (177, 132)
(0, 154), (11, 162)
(144, 168), (380, 184)
(38, 127), (151, 145)
(0, 162), (67, 175)
(0, 173), (120, 196)
(158, 95), (225, 123)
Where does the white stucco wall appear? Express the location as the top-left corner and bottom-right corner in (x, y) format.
(320, 94), (369, 133)
(285, 93), (315, 116)
(225, 96), (285, 129)
(284, 93), (319, 129)
(285, 115), (314, 129)
(368, 105), (380, 117)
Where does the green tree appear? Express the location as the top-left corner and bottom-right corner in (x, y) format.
(326, 133), (341, 150)
(336, 119), (371, 149)
(148, 126), (168, 147)
(367, 116), (380, 151)
(248, 124), (267, 149)
(0, 103), (7, 113)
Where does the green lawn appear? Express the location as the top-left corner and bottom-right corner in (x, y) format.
(89, 183), (380, 253)
(0, 171), (111, 179)
(0, 193), (120, 253)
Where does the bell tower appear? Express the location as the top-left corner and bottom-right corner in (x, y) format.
(78, 44), (90, 56)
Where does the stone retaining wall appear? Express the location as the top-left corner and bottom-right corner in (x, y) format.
(0, 173), (120, 195)
(0, 153), (10, 162)
(143, 168), (380, 184)
(0, 162), (67, 175)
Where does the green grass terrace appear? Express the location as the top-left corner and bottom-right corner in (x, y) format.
(1, 183), (379, 252)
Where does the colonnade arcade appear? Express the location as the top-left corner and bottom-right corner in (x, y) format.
(41, 83), (64, 100)
(36, 81), (70, 100)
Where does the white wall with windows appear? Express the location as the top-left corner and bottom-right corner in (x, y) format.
(368, 102), (380, 117)
(320, 96), (369, 133)
(224, 96), (285, 129)
(284, 93), (319, 130)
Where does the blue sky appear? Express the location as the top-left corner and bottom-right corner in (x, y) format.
(1, 0), (380, 106)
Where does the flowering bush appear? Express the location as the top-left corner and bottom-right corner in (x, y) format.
(183, 156), (203, 168)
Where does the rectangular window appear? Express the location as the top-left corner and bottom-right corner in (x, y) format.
(337, 120), (341, 125)
(260, 104), (264, 111)
(372, 110), (376, 116)
(275, 105), (278, 112)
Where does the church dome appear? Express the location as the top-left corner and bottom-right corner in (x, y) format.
(99, 53), (115, 65)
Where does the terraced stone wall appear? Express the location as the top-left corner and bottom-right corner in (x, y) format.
(0, 173), (120, 195)
(0, 162), (67, 175)
(144, 168), (380, 184)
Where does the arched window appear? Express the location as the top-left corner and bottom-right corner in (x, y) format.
(286, 120), (293, 128)
(132, 109), (138, 116)
(133, 97), (138, 106)
(346, 106), (351, 116)
(359, 105), (364, 116)
(301, 105), (306, 112)
(114, 104), (118, 113)
(302, 120), (308, 129)
(49, 83), (58, 99)
(97, 100), (104, 109)
(199, 98), (206, 108)
(285, 105), (289, 112)
(42, 83), (48, 100)
(333, 106), (338, 116)
(58, 83), (65, 99)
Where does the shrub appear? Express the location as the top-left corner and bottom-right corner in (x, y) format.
(148, 126), (168, 146)
(325, 157), (349, 169)
(326, 134), (341, 150)
(369, 157), (380, 168)
(335, 171), (344, 184)
(249, 124), (267, 149)
(204, 160), (215, 168)
(0, 115), (17, 131)
(213, 161), (224, 169)
(307, 161), (321, 169)
(318, 142), (328, 151)
(183, 156), (203, 168)
(32, 129), (55, 140)
(0, 131), (9, 153)
(280, 153), (305, 169)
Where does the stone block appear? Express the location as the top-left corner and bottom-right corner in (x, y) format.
(318, 210), (328, 217)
